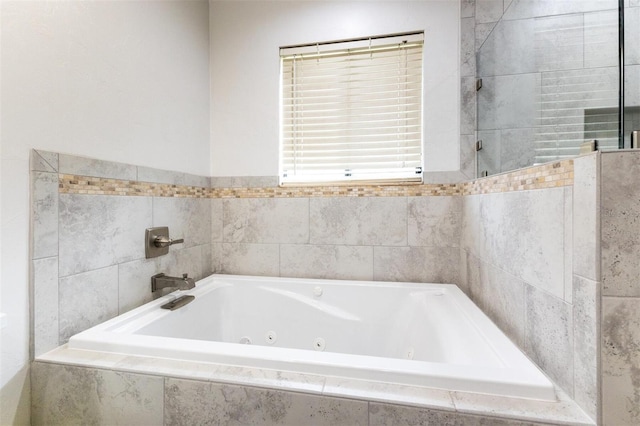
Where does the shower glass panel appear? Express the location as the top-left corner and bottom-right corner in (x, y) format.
(476, 0), (620, 176)
(625, 0), (640, 147)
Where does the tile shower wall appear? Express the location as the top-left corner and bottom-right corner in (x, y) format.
(460, 154), (599, 421)
(35, 148), (624, 423)
(475, 0), (621, 175)
(459, 0), (477, 180)
(32, 150), (463, 359)
(30, 150), (213, 357)
(600, 150), (640, 426)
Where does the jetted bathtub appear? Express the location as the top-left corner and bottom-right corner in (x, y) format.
(68, 274), (555, 401)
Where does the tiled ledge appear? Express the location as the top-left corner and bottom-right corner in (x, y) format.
(35, 346), (594, 426)
(58, 175), (210, 198)
(58, 159), (574, 198)
(462, 159), (574, 195)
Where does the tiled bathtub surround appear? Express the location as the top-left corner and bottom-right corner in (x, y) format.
(30, 150), (213, 356)
(31, 349), (594, 426)
(60, 158), (575, 199)
(460, 153), (599, 422)
(214, 194), (462, 284)
(33, 149), (621, 424)
(461, 151), (640, 425)
(600, 150), (640, 425)
(34, 152), (576, 350)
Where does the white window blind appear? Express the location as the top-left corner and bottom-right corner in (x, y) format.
(279, 32), (424, 186)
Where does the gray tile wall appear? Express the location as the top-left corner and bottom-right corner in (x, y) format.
(214, 195), (461, 285)
(30, 150), (214, 357)
(31, 150), (464, 360)
(460, 0), (476, 179)
(39, 149), (640, 425)
(31, 361), (557, 426)
(460, 154), (600, 421)
(600, 150), (640, 426)
(474, 0), (621, 175)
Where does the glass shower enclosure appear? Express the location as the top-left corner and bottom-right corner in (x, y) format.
(475, 0), (640, 177)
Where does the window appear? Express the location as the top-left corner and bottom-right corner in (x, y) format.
(279, 32), (424, 186)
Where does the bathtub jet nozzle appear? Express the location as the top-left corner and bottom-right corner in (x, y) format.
(145, 226), (184, 259)
(151, 273), (196, 293)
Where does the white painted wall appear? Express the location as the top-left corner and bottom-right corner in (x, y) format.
(210, 0), (460, 176)
(0, 1), (210, 423)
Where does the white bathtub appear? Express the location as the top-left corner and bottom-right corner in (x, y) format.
(68, 274), (555, 401)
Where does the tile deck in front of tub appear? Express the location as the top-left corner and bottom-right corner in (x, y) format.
(33, 346), (594, 426)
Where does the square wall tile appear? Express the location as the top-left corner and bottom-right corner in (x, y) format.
(478, 73), (540, 130)
(573, 275), (600, 422)
(460, 77), (477, 135)
(223, 198), (309, 244)
(534, 14), (584, 72)
(476, 0), (504, 24)
(310, 197), (407, 246)
(478, 19), (535, 76)
(460, 134), (476, 180)
(564, 186), (573, 303)
(476, 21), (498, 51)
(220, 243), (280, 276)
(626, 65), (640, 108)
(32, 362), (163, 425)
(477, 259), (526, 347)
(461, 17), (476, 77)
(153, 197), (211, 248)
(59, 194), (152, 277)
(59, 153), (137, 180)
(369, 402), (541, 425)
(602, 296), (640, 426)
(280, 244), (373, 281)
(524, 285), (574, 395)
(200, 243), (213, 278)
(59, 265), (119, 343)
(32, 171), (59, 260)
(625, 6), (640, 65)
(500, 128), (536, 173)
(30, 150), (58, 172)
(479, 188), (565, 299)
(33, 256), (59, 357)
(165, 378), (368, 426)
(137, 166), (186, 185)
(461, 195), (482, 258)
(118, 257), (161, 314)
(503, 0), (616, 21)
(183, 173), (211, 188)
(601, 151), (640, 296)
(169, 245), (204, 282)
(408, 196), (461, 248)
(461, 0), (475, 18)
(584, 10), (618, 68)
(211, 198), (223, 243)
(477, 130), (501, 176)
(573, 153), (600, 282)
(373, 246), (459, 284)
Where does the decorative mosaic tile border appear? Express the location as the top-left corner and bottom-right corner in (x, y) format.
(59, 175), (210, 198)
(461, 159), (574, 195)
(59, 160), (574, 198)
(211, 184), (462, 198)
